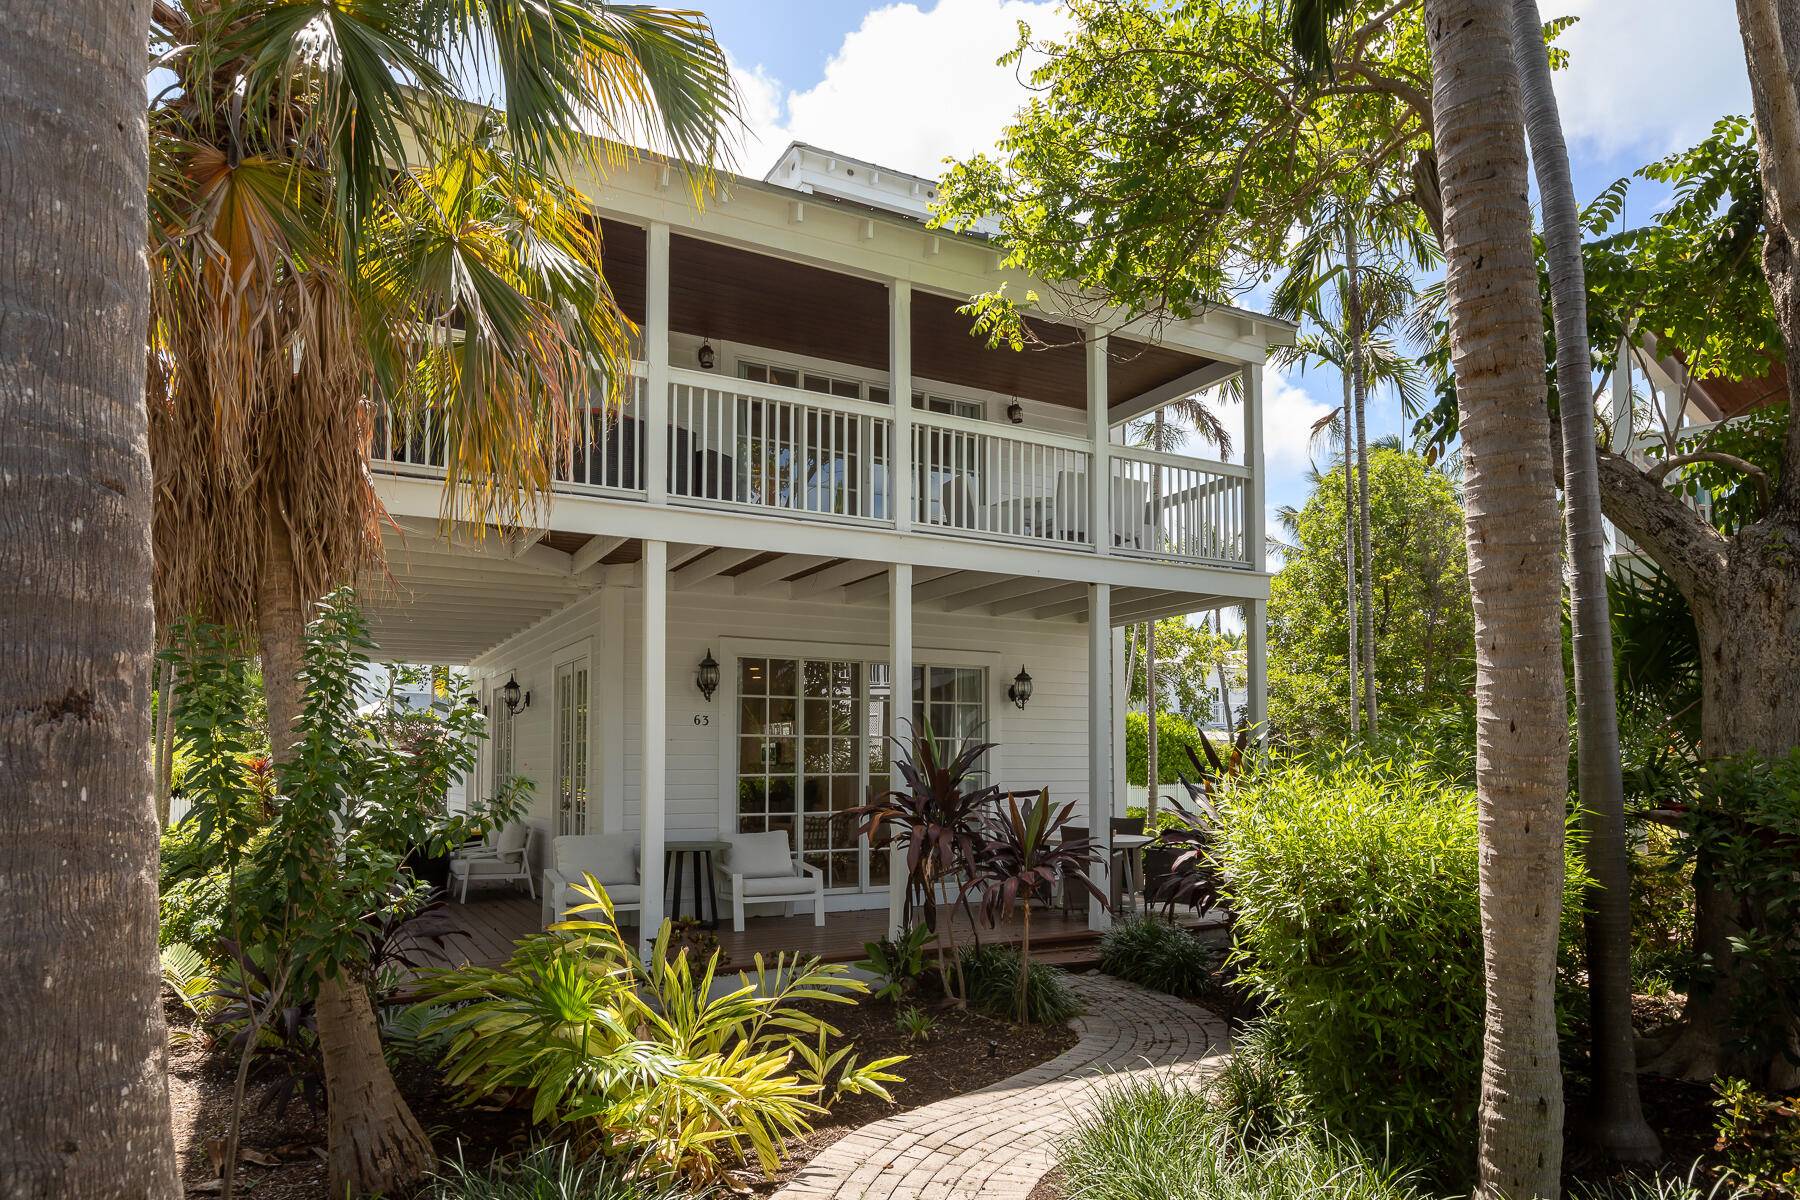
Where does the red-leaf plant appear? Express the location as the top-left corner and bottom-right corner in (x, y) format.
(967, 790), (1105, 1023)
(853, 720), (996, 1004)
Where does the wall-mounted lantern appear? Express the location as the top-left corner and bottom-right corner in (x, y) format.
(501, 672), (531, 716)
(1006, 400), (1025, 425)
(1007, 665), (1034, 710)
(697, 648), (721, 702)
(697, 340), (716, 370)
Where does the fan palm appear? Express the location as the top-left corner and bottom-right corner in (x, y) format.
(145, 2), (736, 1193)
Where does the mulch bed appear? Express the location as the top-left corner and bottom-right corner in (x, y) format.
(169, 993), (1076, 1198)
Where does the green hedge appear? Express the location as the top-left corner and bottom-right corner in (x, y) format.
(1125, 710), (1216, 786)
(1215, 751), (1588, 1179)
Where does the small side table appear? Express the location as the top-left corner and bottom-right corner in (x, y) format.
(665, 839), (728, 929)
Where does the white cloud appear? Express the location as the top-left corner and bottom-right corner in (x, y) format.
(1262, 367), (1336, 472)
(1549, 0), (1749, 158)
(728, 0), (1070, 179)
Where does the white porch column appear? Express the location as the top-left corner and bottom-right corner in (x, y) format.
(639, 538), (668, 956)
(889, 281), (913, 530)
(1087, 332), (1111, 551)
(1111, 628), (1127, 803)
(644, 221), (671, 505)
(1246, 598), (1268, 737)
(1242, 361), (1266, 572)
(1087, 582), (1113, 931)
(886, 562), (913, 938)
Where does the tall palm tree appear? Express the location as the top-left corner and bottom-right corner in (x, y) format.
(145, 4), (735, 1193)
(1274, 266), (1427, 735)
(2, 1), (179, 1197)
(1510, 0), (1659, 1165)
(1288, 1), (1571, 1192)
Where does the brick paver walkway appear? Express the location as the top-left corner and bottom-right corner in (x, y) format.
(775, 972), (1231, 1200)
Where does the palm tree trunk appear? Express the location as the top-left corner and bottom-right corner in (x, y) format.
(1511, 0), (1660, 1164)
(1213, 609), (1236, 735)
(1345, 223), (1379, 735)
(1016, 903), (1033, 1023)
(256, 504), (435, 1196)
(1146, 622), (1160, 822)
(0, 0), (179, 1192)
(1342, 373), (1361, 736)
(1425, 1), (1571, 1194)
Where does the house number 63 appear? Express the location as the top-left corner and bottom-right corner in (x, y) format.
(692, 714), (710, 726)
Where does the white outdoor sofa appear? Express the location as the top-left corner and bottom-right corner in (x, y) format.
(542, 833), (641, 926)
(713, 830), (825, 932)
(448, 823), (536, 903)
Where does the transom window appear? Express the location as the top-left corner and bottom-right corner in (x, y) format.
(738, 359), (984, 420)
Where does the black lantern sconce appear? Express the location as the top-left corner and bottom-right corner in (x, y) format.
(696, 648), (721, 702)
(501, 672), (531, 716)
(1007, 665), (1034, 710)
(697, 339), (716, 370)
(1006, 400), (1025, 425)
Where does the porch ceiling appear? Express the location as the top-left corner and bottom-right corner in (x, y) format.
(595, 218), (1212, 410)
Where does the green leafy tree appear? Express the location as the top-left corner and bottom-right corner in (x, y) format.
(1126, 616), (1242, 720)
(1269, 448), (1471, 745)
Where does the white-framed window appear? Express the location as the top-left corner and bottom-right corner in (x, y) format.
(738, 358), (985, 420)
(734, 654), (989, 893)
(490, 683), (516, 787)
(554, 656), (591, 835)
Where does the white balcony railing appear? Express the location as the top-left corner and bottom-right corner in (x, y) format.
(369, 362), (1255, 568)
(1109, 447), (1249, 566)
(667, 367), (893, 521)
(911, 409), (1094, 547)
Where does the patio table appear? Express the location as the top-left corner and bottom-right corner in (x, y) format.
(665, 838), (728, 929)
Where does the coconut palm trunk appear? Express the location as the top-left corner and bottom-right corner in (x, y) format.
(1425, 0), (1571, 1193)
(0, 0), (179, 1194)
(1345, 223), (1379, 735)
(1510, 0), (1660, 1164)
(1343, 371), (1361, 735)
(1145, 621), (1160, 821)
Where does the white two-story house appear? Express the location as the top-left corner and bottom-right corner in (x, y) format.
(364, 141), (1293, 954)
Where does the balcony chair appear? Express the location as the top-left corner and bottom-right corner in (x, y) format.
(714, 830), (825, 932)
(448, 822), (537, 904)
(938, 475), (980, 530)
(543, 833), (641, 927)
(1112, 477), (1153, 550)
(1052, 470), (1088, 542)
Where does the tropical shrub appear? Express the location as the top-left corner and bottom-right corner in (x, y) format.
(894, 1006), (937, 1043)
(420, 881), (904, 1186)
(857, 923), (933, 1002)
(1214, 751), (1589, 1177)
(1712, 1077), (1800, 1197)
(957, 944), (1081, 1026)
(426, 1142), (678, 1200)
(1056, 1075), (1428, 1200)
(1125, 710), (1212, 786)
(1098, 916), (1224, 1006)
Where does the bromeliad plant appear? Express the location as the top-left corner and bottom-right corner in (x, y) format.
(967, 790), (1104, 1023)
(854, 721), (997, 1003)
(856, 923), (934, 1002)
(418, 880), (905, 1187)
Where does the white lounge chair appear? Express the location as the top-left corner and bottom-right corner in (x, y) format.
(714, 831), (825, 932)
(448, 823), (536, 903)
(542, 833), (641, 926)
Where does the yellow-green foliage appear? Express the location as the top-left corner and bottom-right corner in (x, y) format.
(1215, 752), (1589, 1177)
(1125, 710), (1212, 786)
(419, 880), (905, 1187)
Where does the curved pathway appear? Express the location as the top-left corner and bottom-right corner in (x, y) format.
(775, 973), (1231, 1200)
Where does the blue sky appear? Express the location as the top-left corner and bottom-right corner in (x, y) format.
(694, 0), (1751, 545)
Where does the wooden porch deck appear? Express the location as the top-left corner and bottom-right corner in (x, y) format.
(410, 889), (1152, 974)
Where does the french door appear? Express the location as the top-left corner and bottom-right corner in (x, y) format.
(555, 656), (591, 835)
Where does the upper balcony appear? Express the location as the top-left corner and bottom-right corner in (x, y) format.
(368, 186), (1287, 577)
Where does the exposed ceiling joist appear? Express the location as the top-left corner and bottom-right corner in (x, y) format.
(912, 569), (1009, 604)
(389, 517), (573, 575)
(992, 582), (1086, 616)
(571, 534), (630, 575)
(787, 559), (884, 598)
(942, 575), (1066, 613)
(842, 565), (955, 605)
(733, 553), (833, 595)
(673, 547), (762, 588)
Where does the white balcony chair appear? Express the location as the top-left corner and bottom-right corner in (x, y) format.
(448, 823), (536, 903)
(714, 831), (825, 933)
(542, 833), (641, 927)
(938, 475), (980, 530)
(1052, 470), (1088, 542)
(1111, 476), (1152, 550)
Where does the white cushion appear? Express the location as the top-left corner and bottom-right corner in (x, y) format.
(494, 822), (528, 856)
(739, 873), (819, 897)
(564, 881), (641, 907)
(724, 832), (797, 879)
(554, 835), (637, 884)
(456, 857), (526, 879)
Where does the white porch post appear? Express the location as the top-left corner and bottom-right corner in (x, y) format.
(1111, 628), (1127, 803)
(1087, 582), (1113, 931)
(645, 221), (671, 505)
(890, 281), (913, 530)
(639, 538), (668, 956)
(1247, 597), (1268, 736)
(886, 562), (913, 938)
(1087, 332), (1111, 551)
(1242, 361), (1268, 738)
